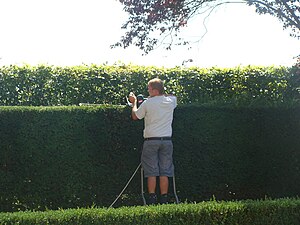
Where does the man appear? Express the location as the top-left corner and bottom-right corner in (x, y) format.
(128, 78), (177, 204)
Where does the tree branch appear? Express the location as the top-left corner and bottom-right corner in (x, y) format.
(249, 0), (300, 30)
(279, 0), (300, 30)
(114, 0), (299, 53)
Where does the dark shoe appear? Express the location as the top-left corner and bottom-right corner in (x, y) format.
(160, 194), (168, 204)
(147, 193), (157, 205)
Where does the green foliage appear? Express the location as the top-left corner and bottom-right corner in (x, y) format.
(173, 105), (300, 202)
(0, 105), (142, 211)
(0, 64), (299, 106)
(0, 198), (299, 225)
(0, 105), (299, 212)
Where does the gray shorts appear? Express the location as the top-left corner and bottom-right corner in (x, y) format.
(141, 140), (174, 177)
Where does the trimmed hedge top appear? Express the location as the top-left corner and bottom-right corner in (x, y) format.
(0, 198), (299, 225)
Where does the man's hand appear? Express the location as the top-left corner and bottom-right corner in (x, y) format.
(128, 92), (137, 104)
(128, 92), (139, 120)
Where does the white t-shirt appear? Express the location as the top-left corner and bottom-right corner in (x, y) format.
(135, 95), (177, 138)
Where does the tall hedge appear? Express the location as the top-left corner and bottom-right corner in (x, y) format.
(0, 64), (299, 106)
(0, 105), (299, 212)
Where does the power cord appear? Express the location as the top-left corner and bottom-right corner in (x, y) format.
(109, 162), (142, 208)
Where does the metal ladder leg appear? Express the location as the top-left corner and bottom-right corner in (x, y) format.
(172, 173), (180, 204)
(141, 167), (147, 205)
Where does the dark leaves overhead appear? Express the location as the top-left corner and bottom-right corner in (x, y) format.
(112, 0), (300, 53)
(247, 0), (300, 38)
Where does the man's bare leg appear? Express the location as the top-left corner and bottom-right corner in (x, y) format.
(159, 176), (168, 195)
(147, 176), (156, 193)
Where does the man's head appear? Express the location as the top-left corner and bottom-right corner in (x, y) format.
(148, 78), (164, 97)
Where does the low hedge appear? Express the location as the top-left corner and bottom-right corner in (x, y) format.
(0, 104), (299, 212)
(0, 198), (299, 225)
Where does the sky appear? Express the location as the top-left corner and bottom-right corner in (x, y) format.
(0, 0), (299, 68)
